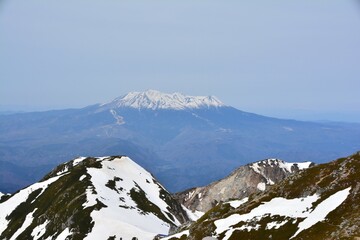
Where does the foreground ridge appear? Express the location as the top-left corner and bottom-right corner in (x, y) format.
(164, 152), (360, 240)
(0, 156), (189, 240)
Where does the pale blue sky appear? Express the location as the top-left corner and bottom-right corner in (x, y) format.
(1, 0), (360, 121)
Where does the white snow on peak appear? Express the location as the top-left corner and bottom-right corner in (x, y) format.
(0, 192), (4, 199)
(101, 90), (225, 110)
(249, 159), (312, 190)
(72, 157), (87, 167)
(83, 156), (181, 240)
(250, 159), (313, 174)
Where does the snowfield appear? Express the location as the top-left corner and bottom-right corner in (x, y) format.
(182, 205), (204, 221)
(250, 159), (313, 175)
(214, 187), (352, 240)
(227, 197), (249, 208)
(82, 157), (181, 240)
(291, 187), (351, 238)
(0, 174), (65, 235)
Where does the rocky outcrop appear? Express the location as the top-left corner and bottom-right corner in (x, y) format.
(175, 159), (313, 212)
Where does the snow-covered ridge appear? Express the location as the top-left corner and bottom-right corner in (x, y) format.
(214, 187), (351, 239)
(0, 156), (188, 240)
(82, 156), (182, 239)
(248, 158), (313, 192)
(177, 158), (314, 212)
(101, 90), (225, 110)
(250, 158), (313, 175)
(0, 174), (65, 236)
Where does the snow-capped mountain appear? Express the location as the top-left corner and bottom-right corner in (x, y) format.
(99, 89), (225, 110)
(176, 159), (313, 212)
(165, 151), (360, 240)
(0, 156), (189, 240)
(1, 90), (360, 194)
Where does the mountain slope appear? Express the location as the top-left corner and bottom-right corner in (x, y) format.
(0, 156), (189, 240)
(175, 159), (313, 212)
(165, 151), (360, 239)
(1, 90), (360, 193)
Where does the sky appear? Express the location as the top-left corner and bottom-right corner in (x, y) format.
(1, 0), (360, 122)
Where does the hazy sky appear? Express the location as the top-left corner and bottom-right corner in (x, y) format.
(1, 0), (360, 121)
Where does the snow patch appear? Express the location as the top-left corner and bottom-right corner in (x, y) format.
(278, 161), (312, 173)
(32, 220), (50, 240)
(291, 187), (351, 238)
(185, 190), (196, 201)
(257, 182), (266, 191)
(227, 197), (249, 208)
(79, 175), (86, 181)
(56, 166), (69, 176)
(267, 178), (275, 185)
(10, 209), (36, 240)
(162, 230), (189, 240)
(56, 228), (71, 240)
(72, 157), (87, 166)
(266, 220), (288, 230)
(214, 194), (319, 237)
(249, 162), (261, 174)
(110, 109), (125, 125)
(182, 205), (204, 221)
(250, 159), (312, 175)
(295, 162), (313, 170)
(214, 187), (352, 239)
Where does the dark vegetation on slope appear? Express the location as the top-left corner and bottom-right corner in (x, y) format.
(0, 158), (101, 240)
(168, 152), (360, 240)
(1, 156), (190, 239)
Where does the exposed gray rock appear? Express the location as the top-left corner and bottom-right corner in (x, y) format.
(175, 159), (314, 212)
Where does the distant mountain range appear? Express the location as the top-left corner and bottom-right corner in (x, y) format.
(1, 90), (360, 193)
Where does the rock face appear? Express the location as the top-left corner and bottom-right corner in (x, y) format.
(0, 156), (189, 240)
(165, 151), (360, 240)
(175, 159), (313, 212)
